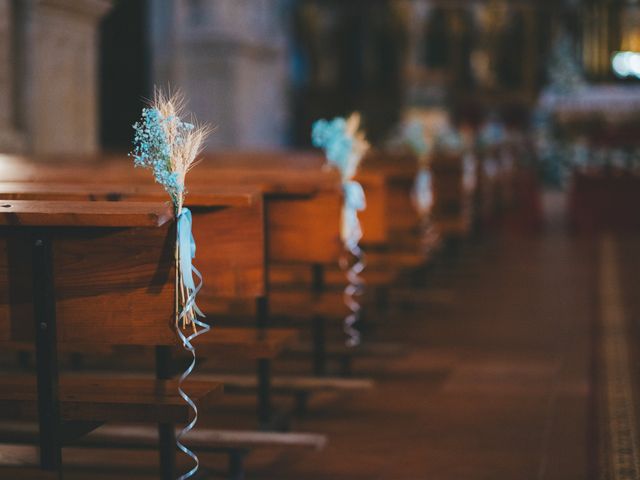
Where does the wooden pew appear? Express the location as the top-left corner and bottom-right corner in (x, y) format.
(358, 150), (441, 268)
(0, 180), (300, 428)
(0, 155), (369, 415)
(0, 199), (223, 478)
(0, 194), (325, 478)
(203, 152), (442, 376)
(0, 422), (327, 480)
(0, 153), (374, 383)
(431, 152), (475, 241)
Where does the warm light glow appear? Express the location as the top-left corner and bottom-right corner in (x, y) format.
(611, 51), (640, 78)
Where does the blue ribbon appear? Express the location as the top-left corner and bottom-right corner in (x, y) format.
(175, 208), (209, 480)
(342, 180), (366, 251)
(412, 168), (433, 215)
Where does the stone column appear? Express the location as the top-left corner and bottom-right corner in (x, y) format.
(21, 0), (111, 154)
(0, 0), (26, 152)
(151, 0), (289, 148)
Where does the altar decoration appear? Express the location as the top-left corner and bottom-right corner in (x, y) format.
(312, 113), (369, 347)
(131, 89), (210, 480)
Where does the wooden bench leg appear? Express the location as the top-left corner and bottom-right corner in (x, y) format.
(257, 359), (272, 429)
(228, 450), (248, 480)
(294, 391), (309, 415)
(312, 315), (327, 376)
(32, 234), (63, 478)
(311, 264), (328, 376)
(156, 346), (176, 480)
(16, 350), (31, 370)
(69, 352), (84, 371)
(255, 297), (275, 428)
(158, 423), (176, 480)
(339, 353), (353, 377)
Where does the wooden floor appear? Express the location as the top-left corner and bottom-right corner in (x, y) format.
(0, 193), (606, 479)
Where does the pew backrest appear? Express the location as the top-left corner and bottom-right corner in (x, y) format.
(0, 200), (178, 346)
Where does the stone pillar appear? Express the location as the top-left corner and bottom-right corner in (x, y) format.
(0, 0), (26, 152)
(2, 0), (111, 155)
(151, 0), (289, 148)
(28, 0), (112, 154)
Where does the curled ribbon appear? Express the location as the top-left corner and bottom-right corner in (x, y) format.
(341, 180), (366, 251)
(340, 181), (366, 347)
(175, 208), (209, 480)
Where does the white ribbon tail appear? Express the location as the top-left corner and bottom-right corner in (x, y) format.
(176, 266), (208, 480)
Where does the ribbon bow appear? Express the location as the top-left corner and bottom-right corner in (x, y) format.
(342, 180), (366, 251)
(412, 168), (433, 216)
(177, 208), (204, 319)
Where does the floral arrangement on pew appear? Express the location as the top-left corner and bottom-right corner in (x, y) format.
(434, 124), (466, 156)
(403, 118), (433, 218)
(312, 113), (369, 347)
(131, 89), (210, 480)
(477, 120), (507, 180)
(433, 123), (475, 190)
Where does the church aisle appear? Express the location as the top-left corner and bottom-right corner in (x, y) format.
(247, 219), (596, 479)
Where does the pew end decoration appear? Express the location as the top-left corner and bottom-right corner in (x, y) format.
(312, 113), (369, 347)
(477, 120), (507, 180)
(131, 89), (211, 480)
(403, 118), (434, 220)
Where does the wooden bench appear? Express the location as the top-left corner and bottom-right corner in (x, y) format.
(0, 153), (373, 383)
(0, 421), (327, 480)
(0, 179), (301, 428)
(0, 199), (223, 479)
(6, 327), (298, 363)
(431, 152), (474, 241)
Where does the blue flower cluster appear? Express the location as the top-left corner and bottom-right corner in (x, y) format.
(311, 118), (353, 175)
(478, 122), (506, 148)
(405, 120), (429, 156)
(131, 108), (188, 203)
(435, 127), (464, 153)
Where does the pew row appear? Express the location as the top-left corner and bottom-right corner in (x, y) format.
(0, 200), (223, 479)
(0, 158), (376, 420)
(0, 154), (378, 381)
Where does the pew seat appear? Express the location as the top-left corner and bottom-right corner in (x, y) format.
(0, 421), (327, 451)
(287, 340), (407, 359)
(207, 290), (350, 321)
(0, 422), (327, 480)
(0, 467), (58, 479)
(269, 264), (396, 288)
(4, 327), (299, 363)
(0, 375), (222, 424)
(197, 373), (374, 395)
(193, 327), (299, 360)
(435, 216), (471, 239)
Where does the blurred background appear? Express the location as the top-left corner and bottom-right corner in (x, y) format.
(3, 2), (640, 478)
(2, 0), (639, 172)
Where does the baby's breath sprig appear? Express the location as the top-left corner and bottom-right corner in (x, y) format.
(312, 113), (369, 182)
(131, 89), (210, 213)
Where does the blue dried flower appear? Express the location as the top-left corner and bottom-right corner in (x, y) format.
(312, 117), (353, 175)
(435, 127), (463, 153)
(479, 122), (506, 148)
(130, 107), (188, 203)
(404, 120), (429, 156)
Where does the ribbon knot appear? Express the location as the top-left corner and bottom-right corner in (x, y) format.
(341, 180), (366, 251)
(177, 208), (204, 320)
(412, 168), (433, 215)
